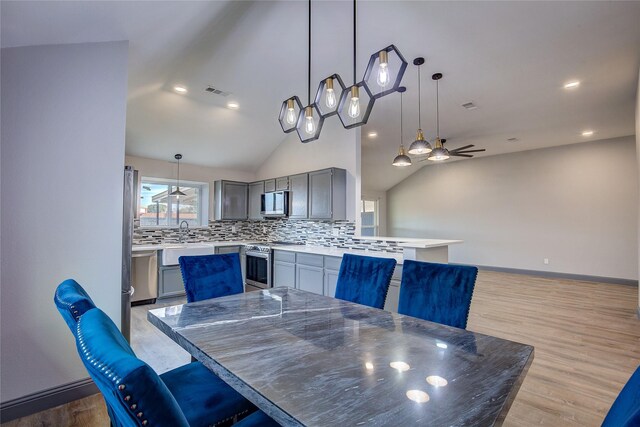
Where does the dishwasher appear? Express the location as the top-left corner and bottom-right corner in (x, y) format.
(131, 250), (158, 305)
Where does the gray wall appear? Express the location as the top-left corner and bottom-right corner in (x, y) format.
(388, 136), (638, 280)
(1, 41), (128, 402)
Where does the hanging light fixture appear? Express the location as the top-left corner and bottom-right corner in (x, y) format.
(337, 0), (375, 129)
(392, 87), (411, 167)
(408, 57), (432, 156)
(170, 154), (186, 198)
(428, 73), (450, 161)
(295, 0), (323, 143)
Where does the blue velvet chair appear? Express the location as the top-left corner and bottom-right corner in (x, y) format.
(398, 260), (478, 329)
(75, 308), (278, 427)
(334, 254), (397, 309)
(179, 253), (244, 303)
(54, 278), (97, 334)
(602, 366), (640, 426)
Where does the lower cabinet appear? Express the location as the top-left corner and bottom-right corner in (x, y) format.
(158, 266), (185, 299)
(384, 280), (401, 313)
(274, 261), (296, 288)
(324, 269), (339, 298)
(296, 264), (324, 295)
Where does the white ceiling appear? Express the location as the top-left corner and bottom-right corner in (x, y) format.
(3, 1), (640, 190)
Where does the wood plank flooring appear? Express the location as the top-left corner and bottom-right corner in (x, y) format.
(3, 271), (638, 426)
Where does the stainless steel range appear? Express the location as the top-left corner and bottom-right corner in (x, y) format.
(244, 241), (304, 292)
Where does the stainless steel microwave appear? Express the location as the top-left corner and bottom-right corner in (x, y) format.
(261, 191), (289, 217)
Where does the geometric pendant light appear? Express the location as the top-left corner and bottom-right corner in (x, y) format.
(170, 154), (186, 198)
(295, 0), (323, 143)
(392, 87), (411, 167)
(407, 57), (432, 155)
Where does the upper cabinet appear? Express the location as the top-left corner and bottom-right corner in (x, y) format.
(288, 173), (309, 219)
(275, 177), (289, 191)
(264, 179), (276, 192)
(214, 180), (248, 220)
(248, 181), (264, 220)
(308, 168), (346, 220)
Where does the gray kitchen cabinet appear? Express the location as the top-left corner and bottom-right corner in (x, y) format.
(264, 179), (276, 192)
(324, 268), (340, 298)
(248, 181), (264, 220)
(275, 177), (289, 191)
(288, 173), (309, 219)
(296, 264), (324, 295)
(215, 246), (241, 254)
(383, 265), (403, 312)
(274, 261), (296, 288)
(214, 180), (248, 220)
(308, 168), (346, 220)
(158, 266), (185, 299)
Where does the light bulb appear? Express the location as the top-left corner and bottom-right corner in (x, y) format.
(305, 115), (315, 134)
(348, 97), (360, 118)
(377, 50), (390, 87)
(325, 88), (337, 108)
(377, 63), (390, 87)
(304, 107), (315, 135)
(285, 99), (296, 125)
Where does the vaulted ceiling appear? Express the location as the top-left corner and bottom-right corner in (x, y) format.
(3, 1), (640, 191)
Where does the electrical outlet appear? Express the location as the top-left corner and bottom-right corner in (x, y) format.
(543, 258), (549, 265)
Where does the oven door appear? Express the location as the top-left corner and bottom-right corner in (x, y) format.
(245, 250), (271, 289)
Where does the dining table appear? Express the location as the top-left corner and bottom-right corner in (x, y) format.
(148, 287), (534, 426)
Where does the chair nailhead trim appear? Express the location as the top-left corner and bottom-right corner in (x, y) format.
(137, 412), (143, 418)
(124, 395), (131, 401)
(142, 420), (148, 426)
(130, 404), (137, 410)
(118, 384), (126, 390)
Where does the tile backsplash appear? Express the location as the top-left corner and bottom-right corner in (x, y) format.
(133, 219), (403, 253)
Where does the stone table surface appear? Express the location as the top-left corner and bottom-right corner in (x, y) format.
(148, 287), (534, 427)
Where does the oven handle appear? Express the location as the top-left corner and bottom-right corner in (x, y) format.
(246, 251), (270, 259)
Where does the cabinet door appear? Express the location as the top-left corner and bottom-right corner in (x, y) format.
(264, 179), (276, 192)
(248, 181), (264, 220)
(296, 264), (324, 295)
(273, 261), (296, 288)
(275, 177), (289, 191)
(288, 173), (309, 219)
(324, 269), (340, 297)
(216, 246), (241, 254)
(308, 169), (333, 219)
(222, 181), (248, 220)
(159, 267), (185, 299)
(384, 279), (401, 313)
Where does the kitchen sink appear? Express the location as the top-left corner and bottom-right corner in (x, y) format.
(162, 244), (216, 265)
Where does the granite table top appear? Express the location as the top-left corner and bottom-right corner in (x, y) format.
(148, 288), (534, 427)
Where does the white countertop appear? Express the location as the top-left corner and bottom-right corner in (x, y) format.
(397, 239), (463, 248)
(132, 241), (254, 252)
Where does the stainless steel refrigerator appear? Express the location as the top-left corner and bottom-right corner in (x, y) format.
(121, 165), (138, 341)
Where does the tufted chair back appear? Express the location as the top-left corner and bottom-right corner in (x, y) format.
(179, 253), (244, 303)
(334, 254), (397, 309)
(54, 279), (97, 335)
(399, 260), (478, 329)
(76, 308), (190, 427)
(602, 366), (640, 427)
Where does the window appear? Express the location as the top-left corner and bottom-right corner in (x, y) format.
(361, 199), (378, 236)
(139, 178), (208, 227)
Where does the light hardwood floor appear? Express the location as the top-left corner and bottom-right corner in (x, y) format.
(3, 271), (638, 426)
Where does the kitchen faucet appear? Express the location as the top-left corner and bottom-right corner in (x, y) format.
(179, 220), (189, 243)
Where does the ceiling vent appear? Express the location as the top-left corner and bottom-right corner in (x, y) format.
(205, 86), (230, 97)
(462, 102), (477, 110)
(507, 137), (519, 142)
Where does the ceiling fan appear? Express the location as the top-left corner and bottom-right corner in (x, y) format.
(417, 139), (486, 161)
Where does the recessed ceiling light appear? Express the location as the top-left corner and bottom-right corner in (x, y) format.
(227, 102), (239, 110)
(368, 131), (378, 138)
(564, 81), (580, 89)
(581, 130), (594, 137)
(174, 86), (188, 94)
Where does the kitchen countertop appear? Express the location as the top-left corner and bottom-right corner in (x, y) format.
(270, 244), (404, 264)
(132, 241), (254, 252)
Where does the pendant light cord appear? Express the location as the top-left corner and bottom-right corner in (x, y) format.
(353, 0), (356, 85)
(308, 0), (311, 105)
(417, 65), (422, 129)
(436, 78), (439, 137)
(400, 92), (404, 146)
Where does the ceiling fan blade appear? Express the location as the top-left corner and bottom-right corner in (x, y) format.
(450, 153), (474, 158)
(452, 148), (486, 154)
(451, 144), (475, 151)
